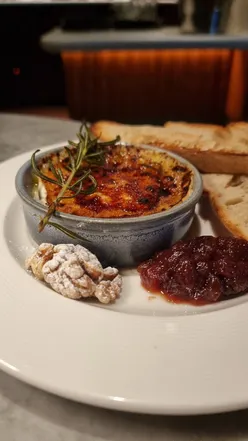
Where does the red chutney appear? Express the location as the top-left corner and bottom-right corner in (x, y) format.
(138, 236), (248, 304)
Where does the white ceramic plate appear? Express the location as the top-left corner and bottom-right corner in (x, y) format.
(1, 144), (248, 415)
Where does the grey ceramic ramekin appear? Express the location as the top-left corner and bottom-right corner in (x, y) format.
(15, 145), (203, 267)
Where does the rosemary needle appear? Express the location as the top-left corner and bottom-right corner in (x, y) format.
(31, 123), (120, 240)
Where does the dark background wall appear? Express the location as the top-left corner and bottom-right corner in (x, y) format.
(0, 5), (65, 110)
(0, 3), (179, 111)
(0, 4), (246, 124)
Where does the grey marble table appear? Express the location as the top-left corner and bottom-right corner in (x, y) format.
(1, 113), (248, 441)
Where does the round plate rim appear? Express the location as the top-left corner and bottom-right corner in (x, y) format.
(0, 145), (248, 416)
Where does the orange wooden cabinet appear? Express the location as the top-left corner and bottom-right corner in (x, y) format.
(62, 49), (248, 124)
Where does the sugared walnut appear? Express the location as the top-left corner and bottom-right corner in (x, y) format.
(95, 276), (122, 304)
(25, 243), (54, 281)
(25, 243), (122, 304)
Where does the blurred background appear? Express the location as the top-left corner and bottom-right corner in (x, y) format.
(0, 0), (248, 125)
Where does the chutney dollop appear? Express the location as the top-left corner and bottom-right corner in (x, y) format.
(138, 236), (248, 303)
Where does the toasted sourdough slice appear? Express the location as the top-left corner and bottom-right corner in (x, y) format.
(91, 120), (248, 174)
(163, 121), (226, 140)
(203, 173), (248, 240)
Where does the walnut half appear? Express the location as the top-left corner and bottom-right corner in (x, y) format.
(25, 243), (122, 304)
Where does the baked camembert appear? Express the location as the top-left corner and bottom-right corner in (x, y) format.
(33, 145), (193, 218)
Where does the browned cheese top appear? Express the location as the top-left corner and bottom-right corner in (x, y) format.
(38, 145), (193, 218)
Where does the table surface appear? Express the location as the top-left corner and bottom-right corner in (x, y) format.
(1, 112), (248, 441)
(41, 27), (248, 53)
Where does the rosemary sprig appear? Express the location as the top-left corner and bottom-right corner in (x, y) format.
(31, 123), (120, 238)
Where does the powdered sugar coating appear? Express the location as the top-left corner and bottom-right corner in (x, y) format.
(25, 243), (54, 281)
(95, 275), (122, 304)
(103, 266), (119, 280)
(26, 243), (122, 304)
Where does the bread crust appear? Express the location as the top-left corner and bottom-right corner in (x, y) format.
(161, 147), (248, 174)
(203, 174), (248, 240)
(206, 193), (246, 239)
(91, 120), (248, 174)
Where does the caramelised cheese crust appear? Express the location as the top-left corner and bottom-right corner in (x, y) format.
(35, 145), (193, 218)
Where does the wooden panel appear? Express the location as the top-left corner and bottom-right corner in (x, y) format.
(62, 49), (233, 124)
